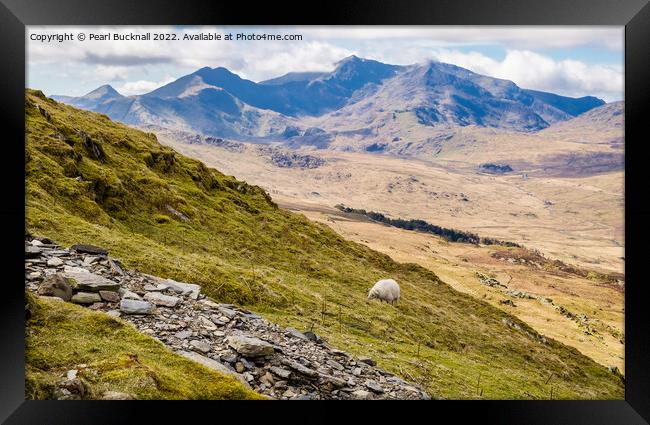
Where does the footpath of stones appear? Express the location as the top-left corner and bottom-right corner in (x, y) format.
(25, 236), (431, 400)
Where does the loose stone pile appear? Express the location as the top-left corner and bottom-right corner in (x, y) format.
(25, 236), (431, 400)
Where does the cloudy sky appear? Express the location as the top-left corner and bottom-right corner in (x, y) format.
(27, 26), (624, 102)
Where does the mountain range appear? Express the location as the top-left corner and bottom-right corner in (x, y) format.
(52, 55), (606, 143)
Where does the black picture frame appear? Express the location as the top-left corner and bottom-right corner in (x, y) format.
(1, 0), (648, 423)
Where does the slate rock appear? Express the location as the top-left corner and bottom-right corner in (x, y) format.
(365, 380), (384, 393)
(286, 327), (309, 341)
(37, 273), (73, 301)
(174, 330), (192, 340)
(304, 331), (321, 343)
(25, 246), (42, 258)
(71, 244), (108, 255)
(164, 279), (200, 295)
(119, 299), (154, 314)
(190, 340), (211, 354)
(144, 292), (180, 307)
(47, 257), (64, 267)
(108, 258), (124, 276)
(120, 288), (141, 300)
(280, 358), (318, 377)
(217, 306), (238, 319)
(227, 335), (275, 358)
(64, 271), (120, 292)
(220, 353), (238, 364)
(71, 292), (102, 304)
(99, 290), (120, 303)
(270, 366), (292, 379)
(351, 389), (373, 400)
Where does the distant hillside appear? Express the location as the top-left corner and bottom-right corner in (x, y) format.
(540, 101), (624, 146)
(25, 90), (623, 399)
(259, 71), (328, 86)
(51, 56), (605, 144)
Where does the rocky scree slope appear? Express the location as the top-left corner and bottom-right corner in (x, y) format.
(25, 290), (264, 400)
(26, 236), (430, 400)
(25, 90), (624, 399)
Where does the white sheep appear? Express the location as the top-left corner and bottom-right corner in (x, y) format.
(367, 279), (400, 305)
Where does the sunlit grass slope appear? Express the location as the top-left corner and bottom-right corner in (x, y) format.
(25, 90), (623, 399)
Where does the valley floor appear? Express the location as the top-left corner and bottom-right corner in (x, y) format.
(158, 137), (624, 276)
(279, 200), (624, 373)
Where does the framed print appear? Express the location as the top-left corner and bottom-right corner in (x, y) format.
(0, 0), (649, 423)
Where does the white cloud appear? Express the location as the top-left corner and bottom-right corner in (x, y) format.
(430, 49), (623, 101)
(116, 77), (176, 95)
(26, 26), (623, 101)
(84, 65), (131, 82)
(292, 26), (623, 51)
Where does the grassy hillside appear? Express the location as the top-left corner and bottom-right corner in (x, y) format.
(25, 89), (624, 399)
(25, 293), (263, 400)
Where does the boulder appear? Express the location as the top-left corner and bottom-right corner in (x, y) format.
(143, 292), (180, 307)
(108, 258), (124, 276)
(190, 340), (211, 354)
(364, 380), (384, 393)
(120, 288), (141, 300)
(57, 377), (87, 400)
(304, 331), (321, 343)
(319, 373), (347, 388)
(37, 274), (73, 301)
(174, 330), (192, 340)
(269, 366), (292, 379)
(82, 256), (99, 266)
(47, 257), (64, 267)
(71, 292), (102, 304)
(260, 371), (274, 386)
(217, 306), (238, 319)
(25, 246), (42, 258)
(26, 271), (41, 280)
(119, 299), (154, 315)
(164, 279), (200, 296)
(63, 266), (89, 274)
(280, 358), (318, 378)
(99, 290), (120, 303)
(351, 389), (374, 400)
(64, 271), (120, 292)
(198, 316), (218, 331)
(286, 327), (309, 341)
(226, 335), (275, 358)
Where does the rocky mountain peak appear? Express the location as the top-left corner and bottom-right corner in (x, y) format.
(80, 84), (123, 101)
